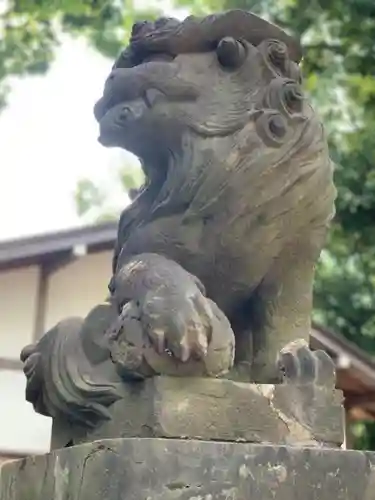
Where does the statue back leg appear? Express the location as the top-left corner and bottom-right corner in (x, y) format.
(235, 226), (328, 383)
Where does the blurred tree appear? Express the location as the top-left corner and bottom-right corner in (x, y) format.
(0, 0), (161, 110)
(74, 162), (145, 223)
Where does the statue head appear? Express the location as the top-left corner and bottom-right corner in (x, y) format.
(94, 10), (334, 249)
(94, 11), (304, 162)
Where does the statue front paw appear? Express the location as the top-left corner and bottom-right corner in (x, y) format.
(109, 293), (235, 379)
(111, 253), (235, 377)
(140, 284), (213, 362)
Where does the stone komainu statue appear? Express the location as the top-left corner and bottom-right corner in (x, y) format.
(20, 10), (336, 428)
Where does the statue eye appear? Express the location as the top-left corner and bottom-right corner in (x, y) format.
(216, 37), (247, 69)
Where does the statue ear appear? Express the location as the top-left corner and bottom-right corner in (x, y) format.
(216, 37), (247, 69)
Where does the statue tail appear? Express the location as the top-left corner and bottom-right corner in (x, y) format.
(36, 317), (121, 428)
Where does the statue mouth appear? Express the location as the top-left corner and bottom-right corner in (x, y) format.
(94, 84), (165, 123)
(95, 89), (165, 148)
(93, 52), (198, 154)
(93, 53), (176, 150)
(95, 87), (173, 204)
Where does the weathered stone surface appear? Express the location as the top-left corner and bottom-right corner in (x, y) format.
(51, 377), (344, 449)
(1, 439), (375, 500)
(273, 383), (344, 445)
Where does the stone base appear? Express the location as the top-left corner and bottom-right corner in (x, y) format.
(51, 377), (344, 449)
(1, 439), (375, 499)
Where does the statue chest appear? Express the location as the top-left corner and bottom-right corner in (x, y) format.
(116, 213), (281, 312)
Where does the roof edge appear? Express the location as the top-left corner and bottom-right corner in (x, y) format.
(0, 221), (118, 266)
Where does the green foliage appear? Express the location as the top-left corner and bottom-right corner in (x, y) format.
(119, 165), (145, 193)
(75, 178), (105, 218)
(352, 421), (375, 450)
(74, 163), (144, 223)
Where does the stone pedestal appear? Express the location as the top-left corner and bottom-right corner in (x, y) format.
(0, 377), (367, 500)
(1, 438), (375, 500)
(50, 377), (344, 449)
(0, 376), (351, 499)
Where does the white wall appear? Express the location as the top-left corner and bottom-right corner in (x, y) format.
(45, 250), (112, 329)
(0, 266), (39, 359)
(0, 370), (52, 455)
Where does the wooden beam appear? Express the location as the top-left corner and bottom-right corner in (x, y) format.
(345, 392), (375, 407)
(0, 358), (23, 371)
(0, 222), (117, 267)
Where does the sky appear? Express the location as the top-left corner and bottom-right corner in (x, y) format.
(0, 36), (135, 241)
